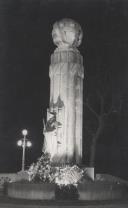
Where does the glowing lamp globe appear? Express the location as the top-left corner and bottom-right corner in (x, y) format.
(26, 141), (32, 147)
(22, 129), (28, 136)
(17, 140), (22, 146)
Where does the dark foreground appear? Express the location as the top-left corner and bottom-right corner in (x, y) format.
(0, 196), (128, 208)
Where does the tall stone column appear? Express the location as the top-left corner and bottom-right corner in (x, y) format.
(44, 19), (84, 165)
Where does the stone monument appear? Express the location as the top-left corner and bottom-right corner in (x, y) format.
(43, 18), (84, 165)
(7, 18), (127, 202)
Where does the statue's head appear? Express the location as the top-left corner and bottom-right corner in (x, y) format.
(52, 18), (83, 49)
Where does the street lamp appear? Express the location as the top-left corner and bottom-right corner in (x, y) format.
(17, 129), (32, 171)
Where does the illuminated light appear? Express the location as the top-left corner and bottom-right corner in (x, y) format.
(22, 129), (28, 136)
(17, 140), (22, 146)
(26, 141), (32, 147)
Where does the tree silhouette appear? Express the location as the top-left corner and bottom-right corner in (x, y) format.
(83, 70), (114, 167)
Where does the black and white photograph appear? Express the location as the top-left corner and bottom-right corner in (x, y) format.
(0, 0), (128, 207)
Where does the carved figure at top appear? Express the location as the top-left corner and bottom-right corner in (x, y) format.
(52, 18), (83, 49)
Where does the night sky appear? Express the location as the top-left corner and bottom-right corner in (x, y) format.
(0, 0), (128, 179)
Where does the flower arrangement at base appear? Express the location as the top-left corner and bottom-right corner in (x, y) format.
(28, 152), (88, 187)
(28, 152), (55, 183)
(55, 165), (84, 187)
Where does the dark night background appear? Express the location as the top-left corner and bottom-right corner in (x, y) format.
(0, 0), (128, 179)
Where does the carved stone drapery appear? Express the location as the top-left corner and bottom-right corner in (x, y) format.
(44, 19), (84, 165)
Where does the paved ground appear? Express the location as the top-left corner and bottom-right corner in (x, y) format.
(0, 196), (128, 208)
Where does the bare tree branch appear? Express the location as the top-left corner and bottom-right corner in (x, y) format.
(84, 101), (100, 120)
(103, 106), (113, 117)
(96, 91), (105, 115)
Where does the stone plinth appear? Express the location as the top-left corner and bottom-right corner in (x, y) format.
(7, 182), (55, 200)
(78, 181), (127, 200)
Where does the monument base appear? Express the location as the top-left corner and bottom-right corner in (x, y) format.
(7, 182), (55, 200)
(78, 181), (127, 200)
(7, 176), (128, 201)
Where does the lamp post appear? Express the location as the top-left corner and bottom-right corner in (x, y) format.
(17, 129), (32, 171)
